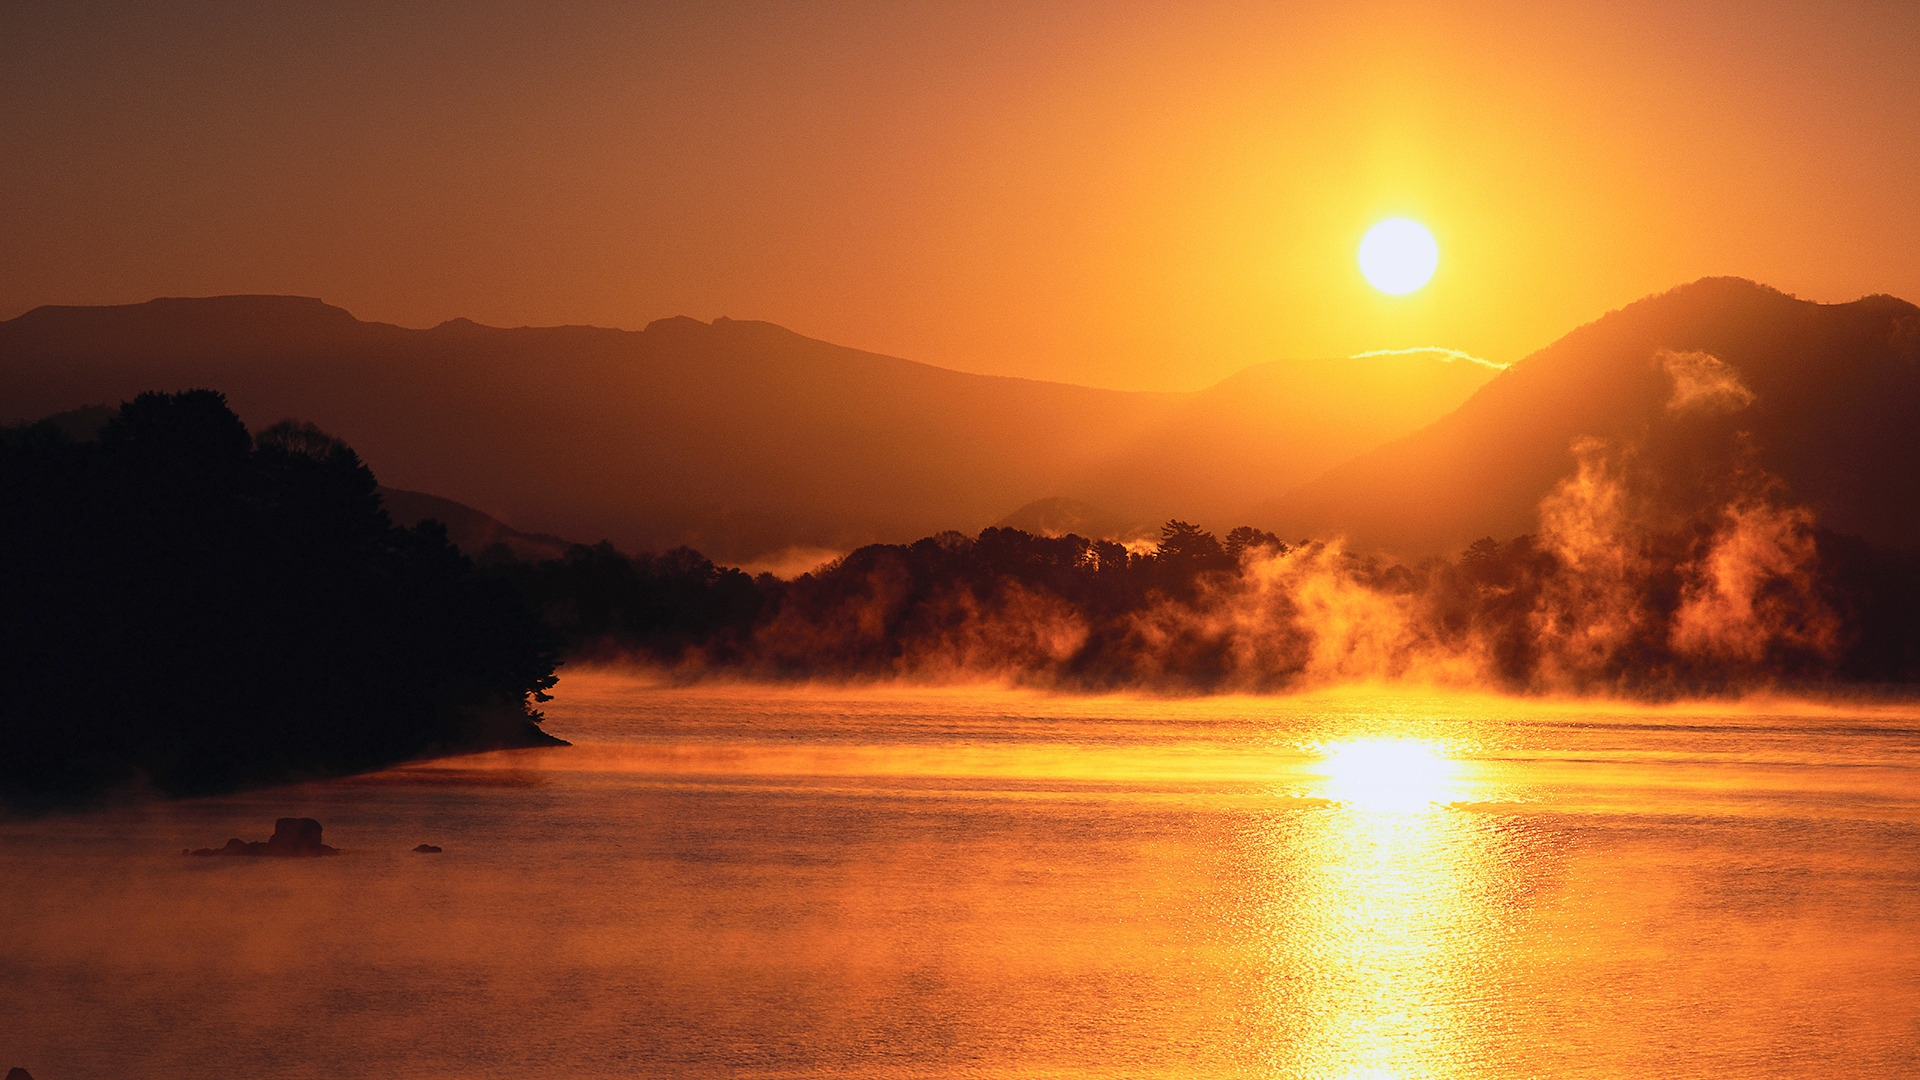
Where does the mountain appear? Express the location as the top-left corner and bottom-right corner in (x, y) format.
(991, 496), (1149, 544)
(1076, 349), (1498, 527)
(0, 295), (1493, 561)
(1255, 278), (1920, 556)
(376, 487), (576, 563)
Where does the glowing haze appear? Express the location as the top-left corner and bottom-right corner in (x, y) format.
(4, 1), (1919, 391)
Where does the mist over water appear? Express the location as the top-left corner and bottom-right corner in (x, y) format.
(630, 342), (1894, 699)
(5, 675), (1920, 1079)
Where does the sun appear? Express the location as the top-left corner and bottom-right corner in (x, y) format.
(1358, 218), (1439, 294)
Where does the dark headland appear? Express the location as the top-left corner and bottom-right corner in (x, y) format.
(0, 391), (563, 813)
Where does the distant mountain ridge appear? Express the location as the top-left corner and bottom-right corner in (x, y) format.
(1255, 278), (1920, 555)
(376, 487), (576, 563)
(0, 295), (1494, 561)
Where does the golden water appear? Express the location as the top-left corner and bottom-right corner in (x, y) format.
(4, 674), (1918, 1078)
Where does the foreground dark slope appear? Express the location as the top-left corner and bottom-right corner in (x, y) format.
(0, 392), (561, 811)
(0, 296), (1492, 560)
(1258, 278), (1920, 556)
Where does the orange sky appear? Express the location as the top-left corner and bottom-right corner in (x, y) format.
(4, 0), (1917, 391)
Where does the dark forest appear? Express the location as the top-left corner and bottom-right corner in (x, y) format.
(500, 516), (1920, 696)
(0, 392), (560, 811)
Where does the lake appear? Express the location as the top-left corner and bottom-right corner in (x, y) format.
(4, 673), (1918, 1079)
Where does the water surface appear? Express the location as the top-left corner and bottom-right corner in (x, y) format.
(4, 675), (1918, 1078)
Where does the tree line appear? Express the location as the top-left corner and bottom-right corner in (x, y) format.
(493, 517), (1920, 694)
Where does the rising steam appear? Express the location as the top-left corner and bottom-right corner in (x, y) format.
(576, 348), (1871, 698)
(1660, 348), (1756, 416)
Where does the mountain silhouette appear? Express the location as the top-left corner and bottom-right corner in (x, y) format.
(376, 487), (576, 563)
(991, 496), (1148, 543)
(1076, 349), (1497, 528)
(0, 296), (1492, 561)
(1255, 278), (1920, 555)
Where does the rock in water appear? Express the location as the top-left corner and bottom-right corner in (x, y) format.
(413, 844), (443, 853)
(266, 817), (334, 855)
(185, 818), (339, 857)
(9, 1067), (38, 1080)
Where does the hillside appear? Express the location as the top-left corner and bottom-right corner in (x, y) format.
(0, 296), (1493, 561)
(376, 487), (576, 563)
(1078, 349), (1497, 529)
(1256, 278), (1920, 556)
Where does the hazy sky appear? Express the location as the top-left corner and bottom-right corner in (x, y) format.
(5, 0), (1918, 390)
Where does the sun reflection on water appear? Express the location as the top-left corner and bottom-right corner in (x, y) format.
(1317, 738), (1461, 812)
(1257, 737), (1495, 1079)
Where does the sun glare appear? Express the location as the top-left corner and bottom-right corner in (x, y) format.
(1318, 738), (1456, 812)
(1358, 218), (1439, 294)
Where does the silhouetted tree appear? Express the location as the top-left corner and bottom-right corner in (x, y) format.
(489, 539), (769, 661)
(1224, 526), (1287, 563)
(1156, 520), (1223, 562)
(0, 391), (560, 811)
(1087, 538), (1131, 574)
